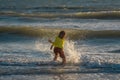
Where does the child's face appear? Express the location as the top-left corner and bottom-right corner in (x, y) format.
(60, 33), (65, 38)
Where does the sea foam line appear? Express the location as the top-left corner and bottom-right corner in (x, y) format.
(0, 11), (120, 19)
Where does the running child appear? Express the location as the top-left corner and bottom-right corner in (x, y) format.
(48, 31), (66, 65)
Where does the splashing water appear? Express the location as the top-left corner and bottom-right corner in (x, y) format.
(35, 39), (80, 64)
(64, 40), (80, 64)
(35, 38), (50, 52)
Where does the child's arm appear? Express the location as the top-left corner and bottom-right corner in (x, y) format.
(48, 39), (54, 50)
(48, 39), (53, 43)
(50, 45), (53, 50)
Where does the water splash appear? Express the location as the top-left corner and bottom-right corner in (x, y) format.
(35, 38), (50, 52)
(64, 40), (80, 64)
(35, 39), (81, 64)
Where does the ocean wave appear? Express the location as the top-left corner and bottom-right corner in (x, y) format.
(1, 4), (120, 12)
(0, 26), (120, 39)
(0, 11), (120, 19)
(0, 6), (86, 10)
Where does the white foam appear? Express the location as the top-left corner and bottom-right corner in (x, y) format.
(64, 40), (80, 64)
(1, 19), (120, 30)
(35, 38), (50, 52)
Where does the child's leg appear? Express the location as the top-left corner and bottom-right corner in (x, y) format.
(53, 47), (59, 61)
(59, 51), (66, 65)
(53, 53), (58, 61)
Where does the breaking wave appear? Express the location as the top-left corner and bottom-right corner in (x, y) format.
(0, 26), (120, 40)
(0, 11), (120, 19)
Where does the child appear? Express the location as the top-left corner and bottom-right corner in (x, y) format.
(48, 31), (66, 65)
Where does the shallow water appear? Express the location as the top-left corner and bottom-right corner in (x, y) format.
(0, 33), (120, 80)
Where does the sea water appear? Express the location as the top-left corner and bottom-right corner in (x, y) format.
(0, 33), (120, 80)
(0, 0), (120, 80)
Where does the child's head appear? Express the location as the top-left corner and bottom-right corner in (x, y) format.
(58, 31), (66, 39)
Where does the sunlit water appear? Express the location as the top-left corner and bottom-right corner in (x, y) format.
(0, 0), (120, 80)
(0, 34), (120, 80)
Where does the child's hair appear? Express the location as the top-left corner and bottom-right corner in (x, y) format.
(58, 31), (65, 39)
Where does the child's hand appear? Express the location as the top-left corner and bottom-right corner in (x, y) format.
(50, 45), (53, 50)
(50, 46), (52, 50)
(48, 39), (52, 43)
